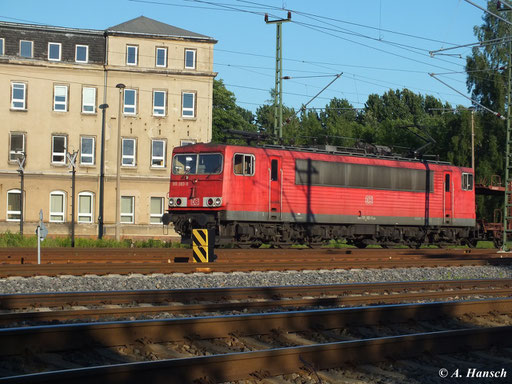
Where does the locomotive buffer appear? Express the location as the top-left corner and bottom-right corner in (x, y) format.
(192, 229), (216, 263)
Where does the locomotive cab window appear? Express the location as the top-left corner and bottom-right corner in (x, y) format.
(172, 153), (222, 175)
(445, 174), (451, 192)
(462, 173), (474, 191)
(233, 154), (255, 176)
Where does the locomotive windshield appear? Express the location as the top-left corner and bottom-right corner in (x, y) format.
(172, 153), (223, 175)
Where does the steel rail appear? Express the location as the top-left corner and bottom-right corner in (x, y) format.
(2, 278), (511, 309)
(1, 257), (511, 277)
(2, 287), (512, 326)
(1, 298), (511, 357)
(0, 247), (502, 265)
(2, 326), (512, 383)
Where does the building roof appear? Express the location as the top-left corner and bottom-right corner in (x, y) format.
(106, 16), (215, 41)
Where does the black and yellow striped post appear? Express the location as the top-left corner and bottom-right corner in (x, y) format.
(192, 228), (215, 263)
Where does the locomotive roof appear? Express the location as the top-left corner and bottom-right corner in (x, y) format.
(177, 143), (455, 166)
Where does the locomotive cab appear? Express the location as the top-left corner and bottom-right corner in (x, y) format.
(165, 144), (227, 243)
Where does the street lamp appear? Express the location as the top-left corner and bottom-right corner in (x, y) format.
(98, 103), (109, 239)
(115, 83), (125, 242)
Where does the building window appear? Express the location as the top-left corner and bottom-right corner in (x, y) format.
(153, 90), (166, 116)
(19, 40), (33, 58)
(121, 196), (134, 223)
(80, 136), (95, 165)
(53, 85), (68, 112)
(9, 132), (25, 163)
(151, 139), (165, 168)
(122, 138), (136, 166)
(182, 92), (195, 117)
(123, 89), (137, 115)
(150, 197), (164, 224)
(50, 191), (66, 222)
(48, 42), (61, 61)
(185, 49), (196, 69)
(0, 38), (4, 55)
(82, 87), (96, 113)
(7, 189), (21, 221)
(126, 45), (138, 65)
(75, 45), (88, 63)
(52, 135), (67, 164)
(11, 82), (26, 110)
(156, 47), (167, 67)
(78, 192), (94, 223)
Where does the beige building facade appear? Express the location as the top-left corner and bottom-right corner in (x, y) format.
(0, 17), (216, 240)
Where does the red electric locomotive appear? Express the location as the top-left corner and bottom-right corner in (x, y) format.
(165, 143), (476, 247)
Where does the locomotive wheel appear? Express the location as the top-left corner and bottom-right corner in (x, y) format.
(353, 241), (367, 249)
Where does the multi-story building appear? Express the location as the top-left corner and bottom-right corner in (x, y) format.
(0, 16), (217, 240)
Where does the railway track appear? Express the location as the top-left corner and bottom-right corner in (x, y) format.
(0, 248), (511, 276)
(1, 257), (511, 277)
(0, 247), (504, 264)
(1, 298), (511, 383)
(1, 278), (512, 327)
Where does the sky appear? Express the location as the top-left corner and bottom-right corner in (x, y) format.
(1, 0), (488, 114)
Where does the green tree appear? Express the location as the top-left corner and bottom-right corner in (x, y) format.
(212, 79), (255, 143)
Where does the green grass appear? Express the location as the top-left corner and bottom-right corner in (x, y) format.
(0, 231), (186, 248)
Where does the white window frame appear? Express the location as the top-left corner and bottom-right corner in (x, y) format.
(121, 196), (135, 224)
(150, 197), (164, 224)
(11, 82), (26, 110)
(153, 90), (166, 116)
(462, 173), (474, 191)
(9, 132), (25, 163)
(19, 40), (33, 58)
(233, 153), (256, 176)
(156, 47), (167, 67)
(126, 45), (138, 66)
(48, 42), (62, 61)
(78, 192), (94, 223)
(151, 139), (166, 168)
(182, 92), (196, 118)
(6, 189), (21, 222)
(123, 89), (137, 115)
(185, 49), (196, 69)
(82, 87), (96, 114)
(122, 138), (136, 167)
(53, 85), (68, 112)
(75, 44), (89, 63)
(0, 38), (4, 55)
(80, 136), (95, 165)
(52, 135), (67, 164)
(49, 191), (66, 223)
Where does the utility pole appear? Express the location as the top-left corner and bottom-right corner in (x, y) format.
(265, 11), (291, 140)
(98, 103), (109, 239)
(500, 2), (512, 251)
(503, 37), (512, 250)
(115, 83), (125, 242)
(471, 109), (475, 170)
(16, 153), (25, 235)
(67, 151), (78, 248)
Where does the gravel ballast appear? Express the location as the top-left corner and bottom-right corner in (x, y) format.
(0, 266), (511, 294)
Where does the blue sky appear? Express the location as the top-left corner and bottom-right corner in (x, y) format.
(1, 0), (487, 113)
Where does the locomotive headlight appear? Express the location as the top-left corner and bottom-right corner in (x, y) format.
(207, 198), (214, 206)
(169, 198), (175, 207)
(176, 198), (182, 206)
(214, 197), (222, 206)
